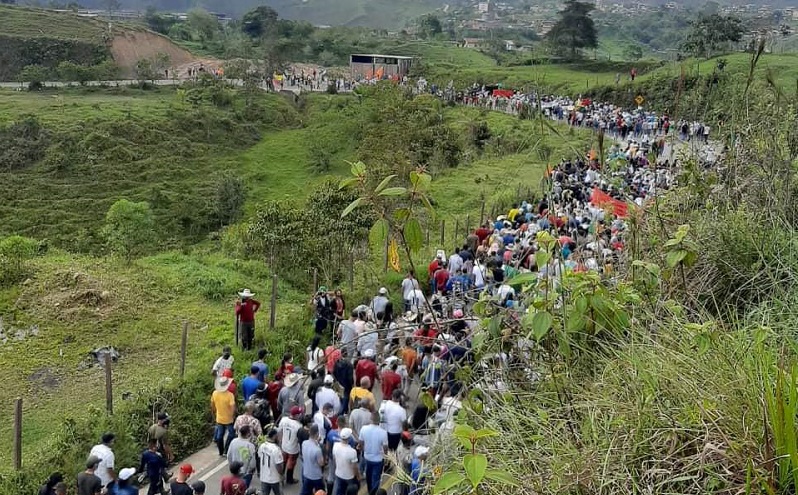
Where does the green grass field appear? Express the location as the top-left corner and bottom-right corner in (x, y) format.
(0, 5), (109, 41)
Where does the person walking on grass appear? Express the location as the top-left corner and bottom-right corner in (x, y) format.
(212, 375), (237, 456)
(300, 424), (326, 495)
(227, 425), (257, 487)
(212, 346), (235, 378)
(236, 289), (261, 351)
(258, 429), (284, 495)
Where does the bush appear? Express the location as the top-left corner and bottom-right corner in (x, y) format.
(0, 235), (40, 285)
(0, 116), (49, 171)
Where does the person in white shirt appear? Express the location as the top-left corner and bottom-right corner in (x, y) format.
(258, 430), (284, 495)
(89, 433), (116, 488)
(382, 389), (407, 451)
(212, 346), (234, 377)
(370, 288), (389, 317)
(332, 429), (360, 495)
(401, 272), (420, 311)
(357, 323), (378, 357)
(408, 287), (426, 314)
(359, 413), (389, 495)
(315, 375), (342, 415)
(278, 407), (304, 484)
(448, 251), (463, 275)
(313, 403), (334, 441)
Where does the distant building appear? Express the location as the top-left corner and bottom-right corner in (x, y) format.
(504, 40), (516, 51)
(478, 1), (490, 13)
(462, 37), (485, 48)
(349, 54), (413, 80)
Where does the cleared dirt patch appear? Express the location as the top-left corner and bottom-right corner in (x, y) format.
(111, 29), (204, 77)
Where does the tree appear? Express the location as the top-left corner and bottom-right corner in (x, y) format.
(681, 14), (744, 58)
(102, 199), (155, 262)
(545, 0), (598, 58)
(0, 235), (39, 285)
(242, 5), (279, 38)
(622, 43), (644, 61)
(418, 14), (442, 39)
(187, 8), (218, 44)
(134, 58), (157, 82)
(211, 173), (246, 227)
(17, 65), (50, 89)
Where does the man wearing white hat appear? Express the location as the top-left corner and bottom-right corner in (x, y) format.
(410, 446), (430, 495)
(111, 468), (138, 495)
(370, 288), (389, 321)
(332, 428), (360, 495)
(236, 289), (261, 351)
(211, 376), (237, 456)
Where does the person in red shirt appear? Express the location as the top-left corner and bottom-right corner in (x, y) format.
(235, 289), (261, 351)
(381, 359), (403, 399)
(220, 461), (247, 495)
(355, 349), (378, 390)
(427, 256), (441, 280)
(324, 345), (341, 374)
(221, 368), (237, 395)
(433, 266), (449, 295)
(474, 224), (492, 244)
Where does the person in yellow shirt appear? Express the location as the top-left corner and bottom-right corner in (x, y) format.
(211, 376), (237, 456)
(507, 204), (521, 222)
(350, 376), (375, 411)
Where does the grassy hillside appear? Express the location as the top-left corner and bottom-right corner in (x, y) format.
(0, 4), (110, 41)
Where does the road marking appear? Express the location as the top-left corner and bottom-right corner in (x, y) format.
(199, 459), (229, 481)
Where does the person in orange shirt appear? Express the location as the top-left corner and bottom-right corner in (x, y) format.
(401, 338), (418, 379)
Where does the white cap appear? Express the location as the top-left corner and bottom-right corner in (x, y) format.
(119, 467), (137, 481)
(415, 446), (430, 457)
(323, 374), (334, 385)
(379, 287), (388, 295)
(340, 428), (353, 440)
(364, 349), (375, 358)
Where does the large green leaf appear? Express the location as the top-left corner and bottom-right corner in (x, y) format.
(433, 472), (466, 494)
(338, 177), (359, 190)
(350, 161), (366, 176)
(666, 249), (687, 268)
(565, 314), (586, 333)
(535, 250), (550, 269)
(404, 218), (423, 252)
(341, 197), (364, 218)
(507, 272), (538, 287)
(483, 469), (518, 486)
(531, 311), (553, 341)
(369, 218), (389, 246)
(378, 187), (407, 197)
(374, 174), (397, 194)
(463, 454), (487, 488)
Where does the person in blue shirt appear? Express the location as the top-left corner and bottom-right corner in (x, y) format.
(251, 349), (269, 382)
(410, 446), (430, 495)
(241, 366), (263, 402)
(139, 439), (167, 495)
(446, 269), (473, 296)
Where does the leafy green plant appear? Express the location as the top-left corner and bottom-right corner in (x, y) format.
(433, 425), (516, 494)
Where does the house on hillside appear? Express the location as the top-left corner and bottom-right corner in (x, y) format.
(462, 37), (486, 48)
(504, 40), (516, 51)
(350, 54), (413, 80)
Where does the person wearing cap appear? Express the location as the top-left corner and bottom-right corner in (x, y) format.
(212, 375), (237, 456)
(170, 464), (195, 495)
(221, 461), (247, 495)
(221, 367), (238, 395)
(381, 359), (403, 400)
(88, 432), (116, 489)
(359, 412), (389, 495)
(370, 288), (389, 321)
(236, 289), (261, 351)
(277, 406), (304, 484)
(332, 428), (360, 495)
(212, 346), (235, 378)
(383, 389), (408, 451)
(228, 424), (257, 487)
(355, 349), (378, 388)
(258, 429), (284, 495)
(300, 424), (326, 495)
(140, 438), (168, 495)
(410, 447), (430, 495)
(148, 412), (173, 462)
(313, 403), (334, 440)
(349, 377), (375, 412)
(277, 372), (305, 419)
(108, 468), (137, 495)
(38, 472), (63, 495)
(191, 480), (206, 495)
(77, 456), (103, 495)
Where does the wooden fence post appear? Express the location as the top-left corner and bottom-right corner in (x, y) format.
(179, 321), (188, 379)
(269, 274), (278, 329)
(105, 353), (113, 415)
(440, 220), (445, 246)
(12, 398), (21, 471)
(454, 218), (460, 246)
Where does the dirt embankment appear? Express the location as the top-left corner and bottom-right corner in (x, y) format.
(111, 29), (219, 78)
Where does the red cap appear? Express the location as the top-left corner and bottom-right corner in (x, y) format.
(179, 464), (194, 475)
(221, 369), (233, 378)
(290, 406), (304, 416)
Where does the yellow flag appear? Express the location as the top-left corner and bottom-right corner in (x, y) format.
(389, 238), (401, 272)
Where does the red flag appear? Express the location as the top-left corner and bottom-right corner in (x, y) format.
(492, 89), (514, 98)
(590, 188), (629, 218)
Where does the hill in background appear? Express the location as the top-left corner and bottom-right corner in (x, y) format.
(0, 5), (199, 80)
